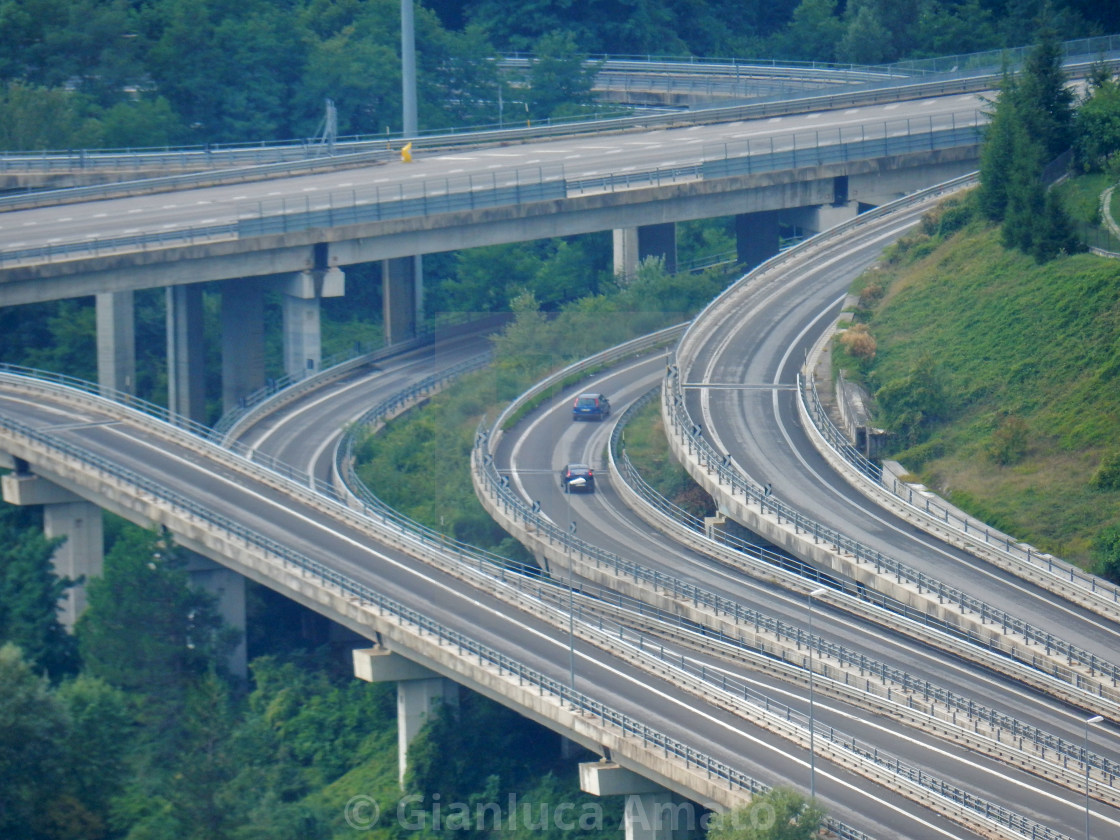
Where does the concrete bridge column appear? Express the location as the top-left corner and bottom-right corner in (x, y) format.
(1, 470), (103, 630)
(580, 761), (693, 840)
(786, 202), (860, 237)
(735, 210), (782, 270)
(353, 647), (459, 787)
(183, 553), (247, 679)
(281, 266), (345, 380)
(96, 291), (135, 397)
(613, 222), (677, 282)
(221, 277), (266, 414)
(166, 284), (207, 424)
(382, 256), (422, 345)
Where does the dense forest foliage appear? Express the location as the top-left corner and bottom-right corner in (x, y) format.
(3, 3), (1120, 839)
(1, 0), (1118, 149)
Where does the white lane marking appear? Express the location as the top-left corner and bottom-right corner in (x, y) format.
(71, 406), (965, 836)
(694, 655), (1120, 829)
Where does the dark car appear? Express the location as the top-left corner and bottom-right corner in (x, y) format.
(572, 392), (611, 421)
(560, 463), (595, 493)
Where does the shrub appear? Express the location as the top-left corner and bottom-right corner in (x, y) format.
(838, 323), (877, 361)
(1091, 450), (1120, 491)
(987, 416), (1029, 465)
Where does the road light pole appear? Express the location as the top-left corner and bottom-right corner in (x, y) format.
(807, 587), (828, 800)
(1086, 714), (1104, 840)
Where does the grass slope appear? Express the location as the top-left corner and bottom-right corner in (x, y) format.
(852, 196), (1120, 563)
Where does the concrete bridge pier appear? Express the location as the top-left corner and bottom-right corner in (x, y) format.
(167, 283), (207, 424)
(580, 760), (693, 840)
(383, 256), (423, 344)
(281, 266), (345, 380)
(1, 468), (103, 629)
(735, 210), (782, 270)
(353, 646), (459, 787)
(614, 223), (677, 282)
(183, 553), (247, 679)
(221, 277), (266, 414)
(786, 202), (861, 238)
(96, 291), (136, 397)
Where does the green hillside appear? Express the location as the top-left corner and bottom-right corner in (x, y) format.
(841, 190), (1120, 564)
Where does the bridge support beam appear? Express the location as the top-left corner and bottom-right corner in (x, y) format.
(735, 210), (781, 270)
(353, 647), (459, 788)
(382, 256), (422, 345)
(613, 223), (677, 282)
(96, 291), (135, 397)
(281, 267), (345, 381)
(786, 202), (860, 238)
(221, 277), (266, 414)
(1, 471), (103, 630)
(183, 553), (247, 679)
(580, 761), (692, 840)
(167, 283), (207, 424)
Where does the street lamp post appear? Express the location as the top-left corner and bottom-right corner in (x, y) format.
(807, 587), (828, 800)
(1085, 714), (1104, 840)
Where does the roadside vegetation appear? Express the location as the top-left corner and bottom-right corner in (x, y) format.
(831, 41), (1120, 574)
(5, 6), (1120, 840)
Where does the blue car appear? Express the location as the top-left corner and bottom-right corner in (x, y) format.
(572, 392), (611, 421)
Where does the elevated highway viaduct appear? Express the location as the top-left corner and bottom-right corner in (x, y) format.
(0, 88), (981, 427)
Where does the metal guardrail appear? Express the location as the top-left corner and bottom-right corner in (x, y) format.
(3, 31), (1115, 171)
(799, 376), (1120, 610)
(319, 341), (1070, 837)
(0, 403), (858, 834)
(665, 173), (1120, 692)
(605, 623), (1075, 840)
(470, 340), (1089, 837)
(609, 389), (1120, 786)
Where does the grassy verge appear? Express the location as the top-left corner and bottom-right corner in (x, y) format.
(617, 397), (716, 519)
(840, 187), (1120, 564)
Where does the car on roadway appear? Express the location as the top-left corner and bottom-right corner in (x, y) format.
(572, 392), (611, 421)
(560, 463), (595, 493)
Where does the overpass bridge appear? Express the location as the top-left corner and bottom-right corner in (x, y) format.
(2, 42), (1119, 839)
(0, 86), (983, 427)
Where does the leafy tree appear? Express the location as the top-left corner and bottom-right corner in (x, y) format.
(705, 787), (825, 840)
(424, 23), (506, 129)
(1015, 26), (1075, 161)
(979, 32), (1078, 260)
(55, 674), (132, 832)
(1073, 70), (1120, 173)
(1091, 525), (1120, 583)
(0, 504), (77, 680)
(0, 643), (69, 839)
(525, 31), (601, 122)
(978, 74), (1020, 222)
(76, 528), (237, 724)
(874, 352), (949, 447)
(770, 0), (844, 63)
(0, 83), (100, 150)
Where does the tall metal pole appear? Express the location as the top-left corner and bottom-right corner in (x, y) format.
(1086, 714), (1103, 840)
(808, 587), (827, 800)
(400, 0), (417, 138)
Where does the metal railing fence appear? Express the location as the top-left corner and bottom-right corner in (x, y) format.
(0, 111), (983, 267)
